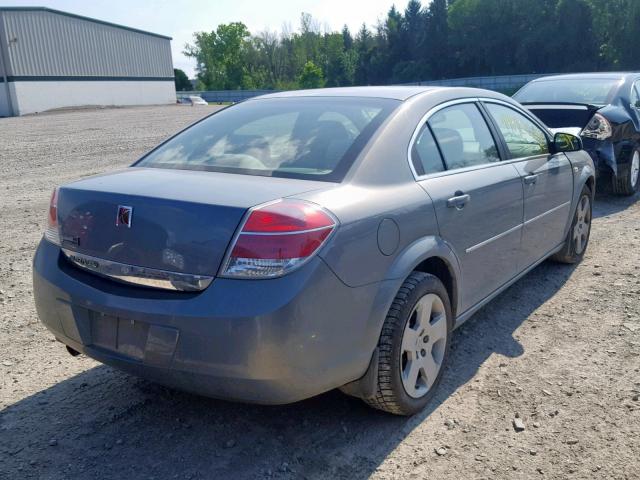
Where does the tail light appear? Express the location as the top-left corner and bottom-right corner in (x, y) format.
(221, 199), (337, 278)
(581, 112), (612, 140)
(44, 187), (61, 245)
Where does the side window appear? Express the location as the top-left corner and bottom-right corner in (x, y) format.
(485, 103), (549, 158)
(428, 103), (500, 170)
(411, 124), (445, 175)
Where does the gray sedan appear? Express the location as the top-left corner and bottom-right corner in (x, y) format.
(33, 87), (595, 415)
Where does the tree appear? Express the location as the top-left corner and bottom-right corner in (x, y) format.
(180, 0), (640, 92)
(423, 0), (449, 79)
(341, 25), (353, 50)
(551, 0), (599, 72)
(184, 22), (252, 90)
(354, 24), (374, 85)
(173, 68), (192, 91)
(587, 0), (640, 69)
(298, 61), (325, 88)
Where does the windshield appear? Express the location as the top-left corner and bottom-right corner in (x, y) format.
(136, 97), (399, 182)
(514, 78), (622, 105)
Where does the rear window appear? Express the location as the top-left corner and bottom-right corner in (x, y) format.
(136, 97), (399, 182)
(428, 103), (500, 170)
(514, 78), (622, 105)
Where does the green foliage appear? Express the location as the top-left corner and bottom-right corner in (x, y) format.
(184, 22), (252, 90)
(181, 0), (640, 91)
(173, 68), (192, 91)
(298, 61), (325, 89)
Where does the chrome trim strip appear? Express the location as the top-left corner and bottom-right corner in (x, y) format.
(239, 225), (334, 236)
(465, 224), (522, 254)
(454, 240), (565, 328)
(464, 201), (571, 254)
(62, 249), (213, 292)
(524, 104), (589, 110)
(524, 201), (571, 226)
(407, 96), (552, 182)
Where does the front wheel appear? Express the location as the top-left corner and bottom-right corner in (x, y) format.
(551, 185), (592, 264)
(364, 272), (452, 416)
(612, 148), (640, 196)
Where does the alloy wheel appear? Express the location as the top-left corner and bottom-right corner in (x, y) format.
(400, 293), (447, 398)
(573, 195), (591, 255)
(631, 151), (640, 189)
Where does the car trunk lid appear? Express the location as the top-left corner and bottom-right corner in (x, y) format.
(521, 102), (601, 130)
(57, 167), (330, 280)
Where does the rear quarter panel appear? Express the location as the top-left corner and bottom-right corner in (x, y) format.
(297, 182), (442, 287)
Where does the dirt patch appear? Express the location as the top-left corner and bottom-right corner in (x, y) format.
(0, 106), (638, 479)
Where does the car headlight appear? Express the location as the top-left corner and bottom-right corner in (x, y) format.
(581, 113), (612, 140)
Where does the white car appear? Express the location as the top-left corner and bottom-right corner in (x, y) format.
(177, 95), (208, 106)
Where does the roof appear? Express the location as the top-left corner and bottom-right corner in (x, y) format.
(531, 72), (640, 82)
(257, 86), (450, 101)
(0, 7), (172, 40)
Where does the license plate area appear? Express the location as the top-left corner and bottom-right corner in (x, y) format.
(90, 311), (149, 360)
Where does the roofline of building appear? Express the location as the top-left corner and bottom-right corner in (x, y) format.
(0, 7), (172, 40)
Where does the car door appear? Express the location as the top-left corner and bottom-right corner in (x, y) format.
(412, 101), (523, 314)
(482, 101), (573, 270)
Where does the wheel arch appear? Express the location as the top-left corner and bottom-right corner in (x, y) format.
(413, 256), (458, 320)
(384, 235), (462, 319)
(342, 239), (461, 402)
(585, 174), (595, 198)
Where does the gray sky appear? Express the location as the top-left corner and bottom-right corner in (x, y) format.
(2, 0), (397, 77)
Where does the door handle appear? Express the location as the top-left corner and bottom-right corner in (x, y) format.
(524, 174), (538, 185)
(446, 193), (470, 209)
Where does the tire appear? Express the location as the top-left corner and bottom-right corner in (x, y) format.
(551, 185), (592, 264)
(364, 272), (453, 416)
(612, 148), (640, 196)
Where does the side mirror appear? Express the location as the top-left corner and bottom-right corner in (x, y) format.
(634, 100), (640, 109)
(553, 132), (582, 153)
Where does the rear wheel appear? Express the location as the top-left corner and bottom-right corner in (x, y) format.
(612, 149), (640, 196)
(551, 185), (592, 264)
(364, 272), (452, 416)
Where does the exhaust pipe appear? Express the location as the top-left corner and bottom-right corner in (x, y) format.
(65, 345), (81, 357)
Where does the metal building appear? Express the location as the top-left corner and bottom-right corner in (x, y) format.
(0, 7), (175, 116)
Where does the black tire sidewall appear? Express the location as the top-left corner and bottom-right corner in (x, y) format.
(614, 148), (640, 195)
(389, 274), (453, 414)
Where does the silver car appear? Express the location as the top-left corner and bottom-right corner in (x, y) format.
(33, 87), (595, 416)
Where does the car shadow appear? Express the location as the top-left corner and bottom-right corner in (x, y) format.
(0, 260), (577, 480)
(592, 190), (638, 218)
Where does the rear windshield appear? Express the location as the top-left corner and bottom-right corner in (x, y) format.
(136, 97), (399, 182)
(514, 78), (622, 105)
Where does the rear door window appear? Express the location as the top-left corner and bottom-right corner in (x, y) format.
(427, 103), (500, 170)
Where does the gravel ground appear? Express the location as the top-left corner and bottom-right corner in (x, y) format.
(0, 105), (639, 480)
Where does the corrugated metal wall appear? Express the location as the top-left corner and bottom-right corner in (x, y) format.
(0, 9), (173, 78)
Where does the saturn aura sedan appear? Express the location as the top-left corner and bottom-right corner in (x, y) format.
(33, 87), (595, 415)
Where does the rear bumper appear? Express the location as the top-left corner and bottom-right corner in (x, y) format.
(33, 239), (383, 404)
